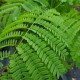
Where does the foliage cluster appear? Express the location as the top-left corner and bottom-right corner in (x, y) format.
(0, 0), (80, 80)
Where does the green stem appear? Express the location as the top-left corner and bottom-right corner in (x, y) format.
(55, 2), (62, 9)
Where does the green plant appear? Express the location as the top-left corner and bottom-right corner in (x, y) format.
(0, 0), (80, 80)
(0, 8), (67, 80)
(0, 0), (49, 59)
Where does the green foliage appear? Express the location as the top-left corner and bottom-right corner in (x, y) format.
(0, 0), (80, 80)
(0, 8), (69, 80)
(0, 62), (3, 70)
